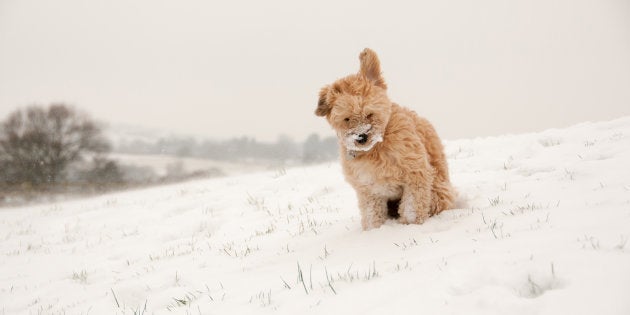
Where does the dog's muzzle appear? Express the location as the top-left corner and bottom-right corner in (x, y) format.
(341, 124), (383, 156)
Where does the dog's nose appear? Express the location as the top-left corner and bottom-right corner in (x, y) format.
(356, 133), (368, 144)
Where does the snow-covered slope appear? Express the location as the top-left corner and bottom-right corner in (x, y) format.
(2, 117), (629, 315)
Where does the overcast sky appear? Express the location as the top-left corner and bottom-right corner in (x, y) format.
(1, 0), (629, 142)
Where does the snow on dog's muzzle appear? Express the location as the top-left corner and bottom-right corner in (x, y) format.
(341, 124), (383, 153)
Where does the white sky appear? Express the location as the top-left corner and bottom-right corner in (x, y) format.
(1, 0), (629, 142)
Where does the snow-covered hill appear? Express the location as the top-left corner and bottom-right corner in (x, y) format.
(2, 117), (630, 315)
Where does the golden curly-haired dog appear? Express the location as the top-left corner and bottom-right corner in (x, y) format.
(315, 48), (456, 230)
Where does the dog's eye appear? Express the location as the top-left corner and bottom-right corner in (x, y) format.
(344, 117), (350, 122)
(366, 113), (373, 119)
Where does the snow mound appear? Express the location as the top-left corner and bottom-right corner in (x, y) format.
(1, 117), (630, 314)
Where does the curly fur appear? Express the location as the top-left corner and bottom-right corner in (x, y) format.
(315, 48), (456, 230)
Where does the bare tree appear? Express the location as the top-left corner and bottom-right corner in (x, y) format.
(0, 104), (110, 188)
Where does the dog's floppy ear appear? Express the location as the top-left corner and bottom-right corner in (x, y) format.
(315, 86), (331, 117)
(359, 48), (387, 89)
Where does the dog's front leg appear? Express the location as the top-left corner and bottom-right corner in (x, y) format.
(357, 193), (388, 230)
(399, 181), (432, 225)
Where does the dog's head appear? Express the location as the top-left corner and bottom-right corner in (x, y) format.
(315, 48), (391, 153)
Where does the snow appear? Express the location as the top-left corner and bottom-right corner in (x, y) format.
(2, 117), (630, 315)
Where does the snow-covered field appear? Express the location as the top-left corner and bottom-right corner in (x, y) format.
(110, 153), (269, 177)
(1, 117), (629, 315)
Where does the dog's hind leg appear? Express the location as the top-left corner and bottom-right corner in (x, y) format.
(431, 181), (456, 215)
(412, 115), (456, 214)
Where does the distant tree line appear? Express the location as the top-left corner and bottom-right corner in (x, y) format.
(0, 103), (340, 205)
(114, 132), (339, 164)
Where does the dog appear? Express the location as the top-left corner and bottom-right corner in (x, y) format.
(315, 48), (456, 230)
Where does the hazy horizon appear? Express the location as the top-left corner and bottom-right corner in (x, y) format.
(1, 0), (629, 142)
